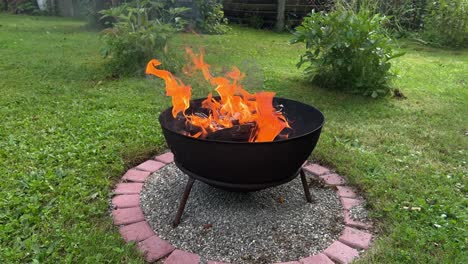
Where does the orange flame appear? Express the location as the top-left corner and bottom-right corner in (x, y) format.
(146, 59), (191, 118)
(146, 49), (289, 142)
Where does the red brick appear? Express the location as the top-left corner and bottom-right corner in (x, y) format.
(274, 261), (300, 264)
(114, 183), (143, 194)
(341, 197), (362, 210)
(122, 169), (150, 182)
(136, 160), (165, 172)
(112, 195), (140, 208)
(336, 186), (358, 198)
(113, 207), (145, 225)
(324, 241), (359, 264)
(339, 227), (372, 249)
(300, 253), (334, 264)
(155, 152), (174, 164)
(319, 173), (346, 186)
(303, 163), (330, 176)
(343, 210), (372, 230)
(164, 249), (200, 264)
(138, 235), (175, 262)
(119, 221), (154, 242)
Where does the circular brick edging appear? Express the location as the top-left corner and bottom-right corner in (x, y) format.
(111, 152), (373, 264)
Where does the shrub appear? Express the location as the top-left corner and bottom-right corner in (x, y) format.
(194, 0), (229, 34)
(4, 0), (39, 14)
(377, 0), (428, 34)
(422, 0), (468, 48)
(99, 0), (189, 76)
(291, 3), (404, 97)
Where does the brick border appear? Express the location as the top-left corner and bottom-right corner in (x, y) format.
(112, 152), (373, 264)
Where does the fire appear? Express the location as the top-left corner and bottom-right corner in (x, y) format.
(146, 59), (191, 118)
(146, 49), (290, 142)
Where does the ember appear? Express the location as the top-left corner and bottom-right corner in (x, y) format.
(146, 49), (290, 142)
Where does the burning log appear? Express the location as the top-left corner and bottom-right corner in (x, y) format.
(205, 123), (255, 141)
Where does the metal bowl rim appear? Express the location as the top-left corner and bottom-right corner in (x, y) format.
(158, 97), (325, 145)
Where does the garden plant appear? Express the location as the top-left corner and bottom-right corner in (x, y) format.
(291, 3), (404, 97)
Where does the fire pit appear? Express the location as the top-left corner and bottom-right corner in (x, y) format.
(147, 49), (325, 227)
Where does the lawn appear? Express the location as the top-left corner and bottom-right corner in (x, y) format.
(0, 14), (466, 263)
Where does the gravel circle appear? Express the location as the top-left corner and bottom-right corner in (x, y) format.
(140, 163), (344, 264)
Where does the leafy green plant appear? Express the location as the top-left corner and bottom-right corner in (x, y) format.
(99, 0), (189, 76)
(291, 3), (404, 97)
(377, 0), (428, 34)
(422, 0), (468, 48)
(194, 0), (229, 34)
(8, 0), (38, 14)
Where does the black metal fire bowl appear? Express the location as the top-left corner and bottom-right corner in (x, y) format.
(158, 97), (325, 192)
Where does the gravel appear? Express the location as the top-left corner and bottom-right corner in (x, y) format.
(140, 163), (344, 264)
(349, 205), (370, 223)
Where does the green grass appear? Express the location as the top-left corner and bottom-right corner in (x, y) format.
(0, 14), (467, 263)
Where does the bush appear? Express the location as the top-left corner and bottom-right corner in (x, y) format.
(194, 0), (229, 34)
(422, 0), (468, 48)
(3, 0), (39, 14)
(377, 0), (428, 34)
(99, 0), (189, 76)
(291, 3), (404, 97)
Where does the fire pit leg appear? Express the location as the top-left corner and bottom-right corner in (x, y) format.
(300, 169), (313, 203)
(173, 177), (195, 228)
